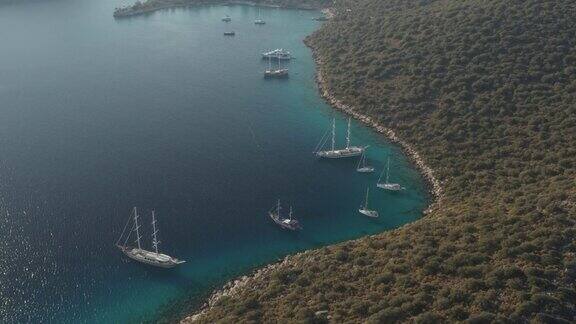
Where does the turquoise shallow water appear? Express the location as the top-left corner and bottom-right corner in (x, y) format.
(0, 1), (429, 322)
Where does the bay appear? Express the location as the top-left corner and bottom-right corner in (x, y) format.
(0, 1), (429, 322)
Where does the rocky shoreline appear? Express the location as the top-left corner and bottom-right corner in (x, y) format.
(180, 254), (302, 323)
(180, 7), (443, 323)
(306, 40), (443, 211)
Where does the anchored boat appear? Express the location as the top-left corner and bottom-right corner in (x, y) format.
(262, 48), (292, 60)
(264, 56), (288, 78)
(222, 15), (231, 22)
(116, 207), (185, 268)
(314, 118), (365, 159)
(255, 8), (266, 24)
(359, 187), (378, 218)
(377, 156), (405, 191)
(269, 200), (301, 231)
(356, 149), (375, 173)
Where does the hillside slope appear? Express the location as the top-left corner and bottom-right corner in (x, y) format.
(189, 0), (576, 322)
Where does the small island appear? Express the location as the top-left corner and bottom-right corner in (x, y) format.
(114, 0), (332, 18)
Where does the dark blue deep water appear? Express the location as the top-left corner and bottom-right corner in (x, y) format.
(0, 1), (429, 322)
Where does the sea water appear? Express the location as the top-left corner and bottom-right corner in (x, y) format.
(0, 1), (429, 322)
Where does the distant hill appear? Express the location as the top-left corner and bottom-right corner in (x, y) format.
(190, 0), (576, 322)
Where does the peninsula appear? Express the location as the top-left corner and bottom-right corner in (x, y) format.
(182, 0), (576, 322)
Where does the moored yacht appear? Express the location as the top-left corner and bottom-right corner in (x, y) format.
(356, 149), (375, 173)
(222, 15), (231, 22)
(264, 56), (288, 78)
(377, 156), (405, 191)
(255, 8), (266, 24)
(314, 118), (365, 158)
(116, 207), (185, 268)
(262, 49), (292, 60)
(269, 200), (301, 231)
(359, 187), (378, 218)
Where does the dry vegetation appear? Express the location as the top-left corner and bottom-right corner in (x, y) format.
(189, 0), (576, 322)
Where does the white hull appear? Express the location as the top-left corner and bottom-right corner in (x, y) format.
(316, 146), (364, 159)
(357, 166), (375, 173)
(359, 209), (378, 218)
(377, 183), (405, 191)
(269, 212), (301, 231)
(262, 55), (291, 60)
(119, 246), (185, 268)
(264, 68), (289, 78)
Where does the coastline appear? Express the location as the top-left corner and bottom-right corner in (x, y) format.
(180, 8), (443, 323)
(181, 254), (300, 323)
(114, 0), (325, 18)
(304, 38), (443, 211)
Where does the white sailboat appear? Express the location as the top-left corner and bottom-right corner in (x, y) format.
(359, 187), (378, 218)
(356, 150), (375, 173)
(116, 207), (185, 268)
(264, 55), (288, 78)
(254, 8), (266, 24)
(262, 48), (292, 60)
(377, 156), (405, 191)
(315, 117), (365, 158)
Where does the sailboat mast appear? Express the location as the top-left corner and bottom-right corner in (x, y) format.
(277, 199), (281, 217)
(386, 156), (391, 183)
(365, 187), (369, 208)
(346, 118), (351, 149)
(134, 207), (142, 250)
(151, 210), (159, 254)
(289, 206), (293, 220)
(331, 118), (336, 151)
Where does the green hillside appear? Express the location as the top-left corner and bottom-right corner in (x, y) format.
(190, 0), (576, 322)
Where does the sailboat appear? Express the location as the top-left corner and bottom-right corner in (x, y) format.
(222, 15), (231, 22)
(116, 207), (185, 268)
(262, 49), (292, 60)
(359, 187), (378, 218)
(356, 150), (375, 173)
(264, 55), (288, 78)
(269, 200), (301, 231)
(314, 118), (365, 158)
(377, 156), (405, 191)
(254, 8), (266, 24)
